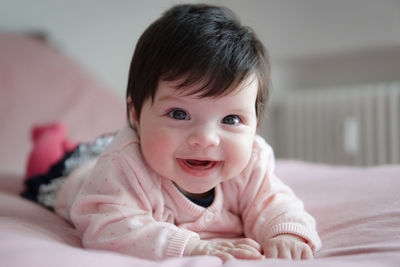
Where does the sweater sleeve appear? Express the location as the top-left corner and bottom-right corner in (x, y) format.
(239, 137), (321, 252)
(69, 152), (199, 260)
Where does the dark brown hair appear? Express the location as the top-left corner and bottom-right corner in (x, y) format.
(126, 4), (270, 125)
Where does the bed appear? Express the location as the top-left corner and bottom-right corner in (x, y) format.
(1, 32), (399, 267)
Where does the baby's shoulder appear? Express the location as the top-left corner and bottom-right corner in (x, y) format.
(250, 135), (274, 162)
(225, 136), (274, 188)
(102, 126), (140, 153)
(92, 148), (161, 194)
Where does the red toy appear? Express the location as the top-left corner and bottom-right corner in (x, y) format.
(25, 123), (77, 180)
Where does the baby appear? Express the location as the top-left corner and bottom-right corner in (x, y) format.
(23, 4), (321, 262)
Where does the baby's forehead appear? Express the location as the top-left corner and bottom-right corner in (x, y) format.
(157, 73), (258, 99)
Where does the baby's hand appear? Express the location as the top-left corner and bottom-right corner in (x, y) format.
(185, 237), (264, 262)
(262, 234), (313, 260)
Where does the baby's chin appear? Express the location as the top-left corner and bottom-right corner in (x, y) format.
(173, 182), (214, 199)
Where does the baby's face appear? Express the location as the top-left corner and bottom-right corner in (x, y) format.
(133, 75), (258, 198)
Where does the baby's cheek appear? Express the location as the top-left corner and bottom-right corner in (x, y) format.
(224, 137), (253, 176)
(141, 130), (176, 166)
(144, 136), (165, 155)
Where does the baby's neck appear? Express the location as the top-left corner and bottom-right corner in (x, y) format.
(173, 182), (215, 206)
(184, 188), (215, 208)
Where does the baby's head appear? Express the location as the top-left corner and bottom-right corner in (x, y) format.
(126, 4), (269, 126)
(126, 4), (270, 197)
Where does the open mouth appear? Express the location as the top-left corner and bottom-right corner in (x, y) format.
(177, 158), (220, 172)
(184, 159), (215, 169)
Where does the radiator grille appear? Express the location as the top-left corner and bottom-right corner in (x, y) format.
(261, 82), (400, 166)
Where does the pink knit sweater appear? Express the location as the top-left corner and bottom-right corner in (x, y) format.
(54, 126), (321, 260)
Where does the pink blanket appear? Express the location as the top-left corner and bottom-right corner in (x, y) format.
(1, 32), (399, 266)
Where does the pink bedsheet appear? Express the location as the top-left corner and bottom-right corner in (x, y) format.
(1, 32), (399, 266)
(1, 163), (400, 266)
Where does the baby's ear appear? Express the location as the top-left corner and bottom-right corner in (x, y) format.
(127, 96), (139, 129)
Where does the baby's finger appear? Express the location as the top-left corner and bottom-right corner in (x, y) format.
(233, 238), (261, 251)
(235, 244), (263, 255)
(226, 247), (264, 260)
(301, 247), (313, 260)
(278, 247), (292, 259)
(263, 245), (278, 259)
(291, 247), (302, 260)
(217, 241), (235, 249)
(213, 251), (235, 262)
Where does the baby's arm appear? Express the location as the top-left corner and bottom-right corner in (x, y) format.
(69, 153), (198, 260)
(239, 138), (321, 257)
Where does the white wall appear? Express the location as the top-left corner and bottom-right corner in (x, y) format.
(1, 0), (400, 97)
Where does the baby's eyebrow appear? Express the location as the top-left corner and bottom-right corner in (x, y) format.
(228, 107), (254, 116)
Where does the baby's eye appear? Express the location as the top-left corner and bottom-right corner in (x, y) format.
(221, 115), (241, 125)
(168, 109), (190, 120)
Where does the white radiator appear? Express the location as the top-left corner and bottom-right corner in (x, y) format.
(261, 82), (400, 166)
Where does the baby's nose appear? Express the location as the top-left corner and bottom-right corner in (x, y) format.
(187, 126), (220, 148)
